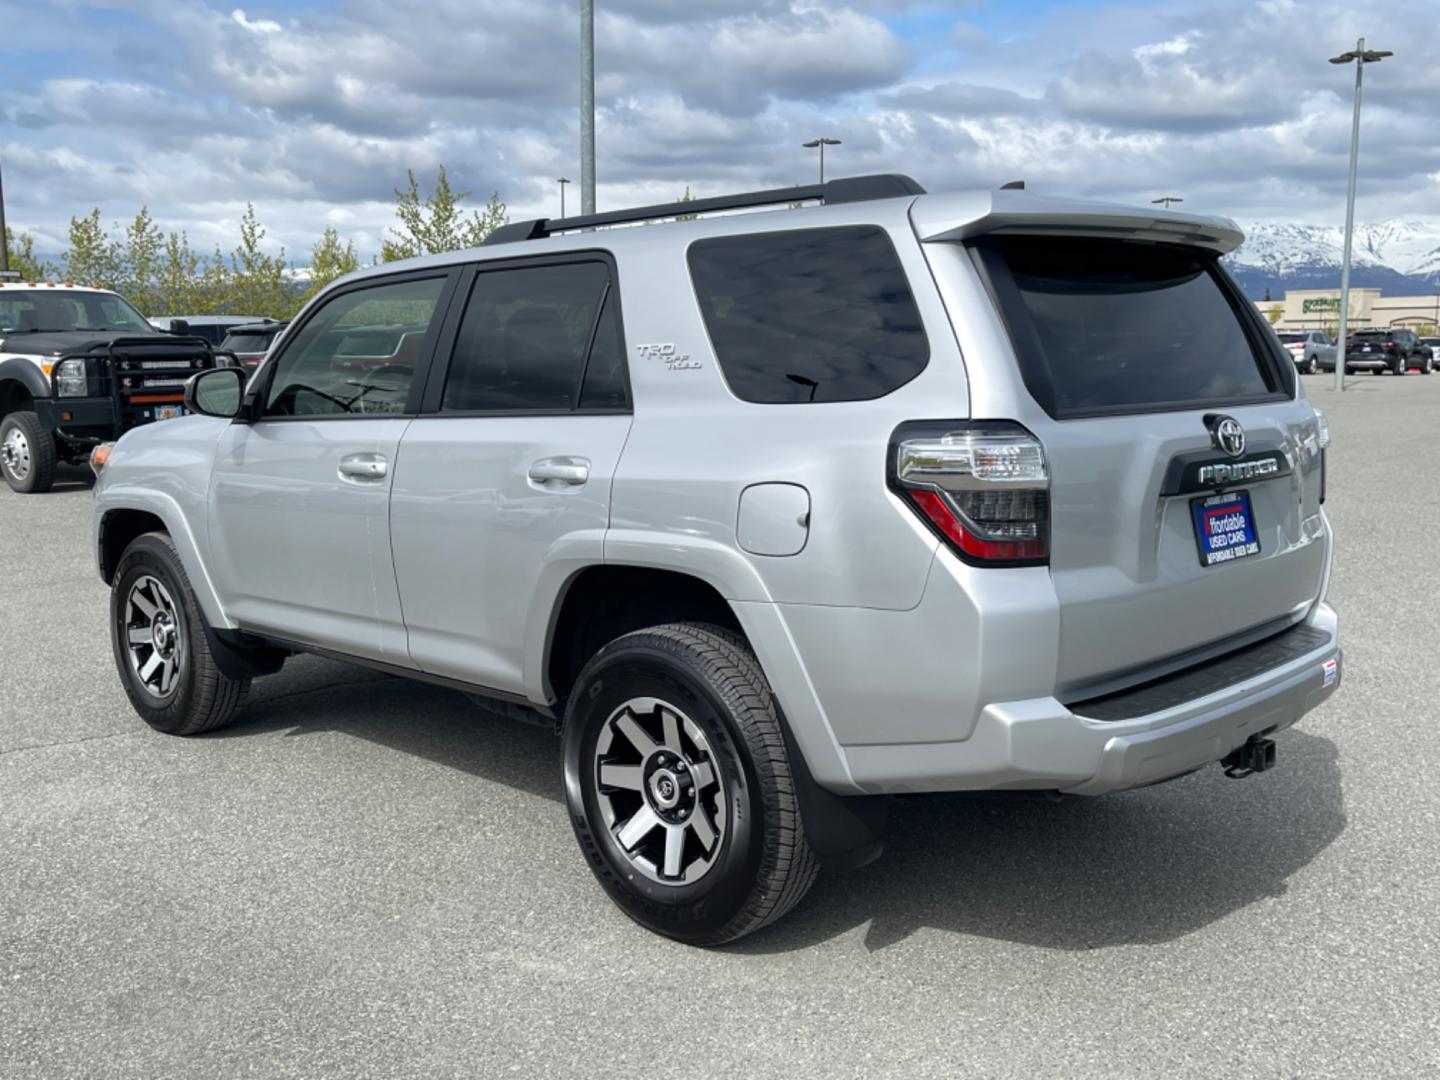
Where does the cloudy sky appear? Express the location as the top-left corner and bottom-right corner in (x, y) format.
(3, 0), (1438, 260)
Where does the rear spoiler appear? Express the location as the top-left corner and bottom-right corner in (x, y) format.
(911, 190), (1244, 255)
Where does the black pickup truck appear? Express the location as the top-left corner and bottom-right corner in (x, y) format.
(0, 284), (228, 493)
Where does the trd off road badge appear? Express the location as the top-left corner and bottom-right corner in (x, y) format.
(637, 343), (701, 371)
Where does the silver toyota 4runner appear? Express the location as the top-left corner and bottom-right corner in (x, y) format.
(92, 175), (1341, 944)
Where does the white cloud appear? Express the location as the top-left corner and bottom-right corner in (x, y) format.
(1, 0), (1436, 261)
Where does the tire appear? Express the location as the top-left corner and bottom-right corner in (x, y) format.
(110, 532), (250, 735)
(0, 410), (58, 494)
(1305, 355), (1318, 375)
(1424, 356), (1434, 375)
(1393, 357), (1406, 376)
(562, 622), (819, 946)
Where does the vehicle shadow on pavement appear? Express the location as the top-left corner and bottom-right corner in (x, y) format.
(740, 728), (1345, 954)
(216, 657), (1345, 955)
(44, 464), (96, 492)
(211, 656), (564, 805)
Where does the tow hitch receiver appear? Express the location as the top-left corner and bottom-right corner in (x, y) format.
(1222, 735), (1277, 778)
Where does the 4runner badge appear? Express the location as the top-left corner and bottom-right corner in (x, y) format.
(637, 343), (701, 371)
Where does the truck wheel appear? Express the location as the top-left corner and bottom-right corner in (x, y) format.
(562, 622), (819, 945)
(0, 410), (58, 494)
(110, 532), (249, 735)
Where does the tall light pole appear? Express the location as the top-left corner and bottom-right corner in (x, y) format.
(1329, 37), (1392, 392)
(802, 137), (841, 184)
(0, 154), (11, 277)
(557, 177), (571, 218)
(580, 0), (596, 215)
(1152, 196), (1183, 209)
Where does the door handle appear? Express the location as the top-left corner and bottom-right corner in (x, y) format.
(338, 452), (388, 480)
(528, 457), (590, 487)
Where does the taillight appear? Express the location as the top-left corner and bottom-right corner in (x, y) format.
(889, 422), (1050, 566)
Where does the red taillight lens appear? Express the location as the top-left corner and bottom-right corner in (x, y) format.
(890, 422), (1050, 566)
(906, 489), (1049, 561)
(1382, 341), (1397, 350)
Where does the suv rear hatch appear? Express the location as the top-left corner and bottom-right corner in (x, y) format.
(916, 197), (1328, 698)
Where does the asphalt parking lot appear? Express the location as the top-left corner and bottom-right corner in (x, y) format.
(3, 373), (1438, 1079)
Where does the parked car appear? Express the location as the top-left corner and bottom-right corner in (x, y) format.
(0, 282), (222, 493)
(1420, 335), (1440, 358)
(1276, 330), (1336, 374)
(147, 315), (270, 346)
(90, 176), (1341, 944)
(218, 320), (288, 372)
(1343, 328), (1433, 375)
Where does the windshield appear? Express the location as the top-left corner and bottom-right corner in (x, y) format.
(0, 290), (154, 334)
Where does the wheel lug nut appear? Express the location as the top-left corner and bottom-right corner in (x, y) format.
(675, 761), (687, 772)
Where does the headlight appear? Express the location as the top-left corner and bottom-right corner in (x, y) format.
(54, 359), (88, 397)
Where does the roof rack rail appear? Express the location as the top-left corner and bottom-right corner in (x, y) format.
(483, 173), (926, 246)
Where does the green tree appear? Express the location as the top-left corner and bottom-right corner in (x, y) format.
(199, 243), (231, 316)
(303, 226), (360, 302)
(382, 165), (508, 261)
(120, 207), (165, 315)
(62, 208), (122, 288)
(155, 230), (202, 317)
(3, 227), (58, 281)
(227, 204), (289, 317)
(675, 186), (697, 222)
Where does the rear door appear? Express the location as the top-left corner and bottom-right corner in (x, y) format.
(967, 235), (1327, 695)
(207, 271), (455, 663)
(389, 254), (632, 696)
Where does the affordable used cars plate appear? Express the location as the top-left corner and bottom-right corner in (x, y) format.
(1191, 491), (1260, 567)
(154, 405), (185, 421)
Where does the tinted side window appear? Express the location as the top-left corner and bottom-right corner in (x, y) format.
(264, 276), (445, 417)
(687, 226), (929, 404)
(579, 294), (628, 409)
(442, 262), (613, 412)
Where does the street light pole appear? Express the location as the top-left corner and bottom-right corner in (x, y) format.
(1330, 37), (1392, 392)
(557, 177), (571, 218)
(0, 154), (10, 276)
(802, 137), (841, 184)
(580, 0), (596, 215)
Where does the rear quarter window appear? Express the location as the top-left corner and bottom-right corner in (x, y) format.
(975, 236), (1288, 418)
(687, 225), (928, 404)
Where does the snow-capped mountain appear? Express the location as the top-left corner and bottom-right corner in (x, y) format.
(1224, 219), (1440, 299)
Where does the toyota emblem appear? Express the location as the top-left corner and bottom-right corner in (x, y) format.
(1210, 416), (1246, 458)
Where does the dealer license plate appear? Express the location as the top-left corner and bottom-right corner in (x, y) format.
(1191, 491), (1260, 567)
(154, 405), (185, 421)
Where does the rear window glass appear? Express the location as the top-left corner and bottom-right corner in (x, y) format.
(220, 331), (275, 351)
(977, 237), (1280, 417)
(1352, 330), (1388, 338)
(687, 226), (928, 404)
(1276, 333), (1306, 343)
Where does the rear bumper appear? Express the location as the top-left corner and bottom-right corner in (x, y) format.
(837, 602), (1339, 795)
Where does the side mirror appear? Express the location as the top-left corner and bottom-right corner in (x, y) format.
(184, 367), (247, 419)
(169, 318), (191, 336)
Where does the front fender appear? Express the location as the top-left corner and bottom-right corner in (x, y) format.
(93, 416), (233, 630)
(0, 356), (52, 405)
(94, 487), (233, 630)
